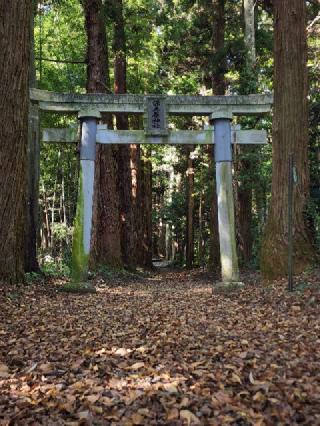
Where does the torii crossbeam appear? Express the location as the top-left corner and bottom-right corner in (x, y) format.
(31, 89), (272, 288)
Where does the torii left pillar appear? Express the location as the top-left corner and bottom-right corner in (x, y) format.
(71, 109), (101, 284)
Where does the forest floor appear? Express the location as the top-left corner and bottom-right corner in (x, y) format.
(0, 268), (320, 425)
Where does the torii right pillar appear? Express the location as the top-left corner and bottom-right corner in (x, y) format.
(211, 109), (243, 290)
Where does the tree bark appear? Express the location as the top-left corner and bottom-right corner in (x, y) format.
(25, 0), (40, 274)
(234, 0), (257, 267)
(234, 148), (252, 265)
(144, 149), (153, 268)
(186, 146), (195, 269)
(82, 0), (122, 268)
(243, 0), (256, 66)
(261, 0), (315, 279)
(111, 0), (137, 270)
(211, 0), (226, 96)
(137, 147), (153, 268)
(0, 1), (31, 282)
(198, 191), (204, 267)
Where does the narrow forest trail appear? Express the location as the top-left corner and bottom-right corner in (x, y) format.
(0, 269), (320, 425)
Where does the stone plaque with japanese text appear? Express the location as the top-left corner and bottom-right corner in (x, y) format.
(145, 96), (168, 136)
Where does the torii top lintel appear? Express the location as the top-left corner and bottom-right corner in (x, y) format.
(30, 88), (273, 116)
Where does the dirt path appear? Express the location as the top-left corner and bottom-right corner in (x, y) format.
(0, 270), (319, 425)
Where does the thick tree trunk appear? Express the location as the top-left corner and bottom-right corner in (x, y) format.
(25, 0), (40, 272)
(25, 108), (40, 271)
(0, 1), (31, 282)
(261, 0), (315, 279)
(111, 0), (137, 270)
(186, 147), (194, 269)
(82, 0), (122, 268)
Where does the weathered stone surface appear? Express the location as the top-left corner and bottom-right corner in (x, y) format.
(43, 128), (268, 145)
(215, 158), (239, 282)
(71, 120), (96, 284)
(42, 126), (79, 143)
(31, 88), (273, 116)
(78, 108), (101, 119)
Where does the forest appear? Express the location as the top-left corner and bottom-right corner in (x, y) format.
(0, 0), (319, 424)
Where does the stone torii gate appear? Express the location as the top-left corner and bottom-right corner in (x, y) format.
(31, 89), (272, 288)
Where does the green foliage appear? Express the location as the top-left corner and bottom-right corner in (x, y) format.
(52, 223), (73, 243)
(41, 257), (71, 278)
(35, 0), (86, 91)
(25, 271), (43, 285)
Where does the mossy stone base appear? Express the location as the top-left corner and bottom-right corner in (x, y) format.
(213, 281), (244, 294)
(59, 282), (96, 294)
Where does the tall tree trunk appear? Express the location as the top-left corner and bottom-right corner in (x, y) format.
(243, 0), (256, 66)
(208, 0), (225, 272)
(0, 1), (31, 282)
(137, 147), (153, 268)
(130, 141), (140, 253)
(42, 183), (51, 250)
(261, 0), (315, 279)
(111, 0), (137, 270)
(144, 149), (153, 268)
(82, 0), (122, 268)
(166, 167), (175, 262)
(211, 0), (226, 95)
(51, 176), (58, 253)
(234, 149), (252, 265)
(25, 0), (40, 272)
(234, 0), (257, 267)
(186, 146), (194, 269)
(198, 191), (204, 267)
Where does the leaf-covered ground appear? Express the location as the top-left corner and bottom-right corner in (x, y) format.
(0, 269), (320, 425)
